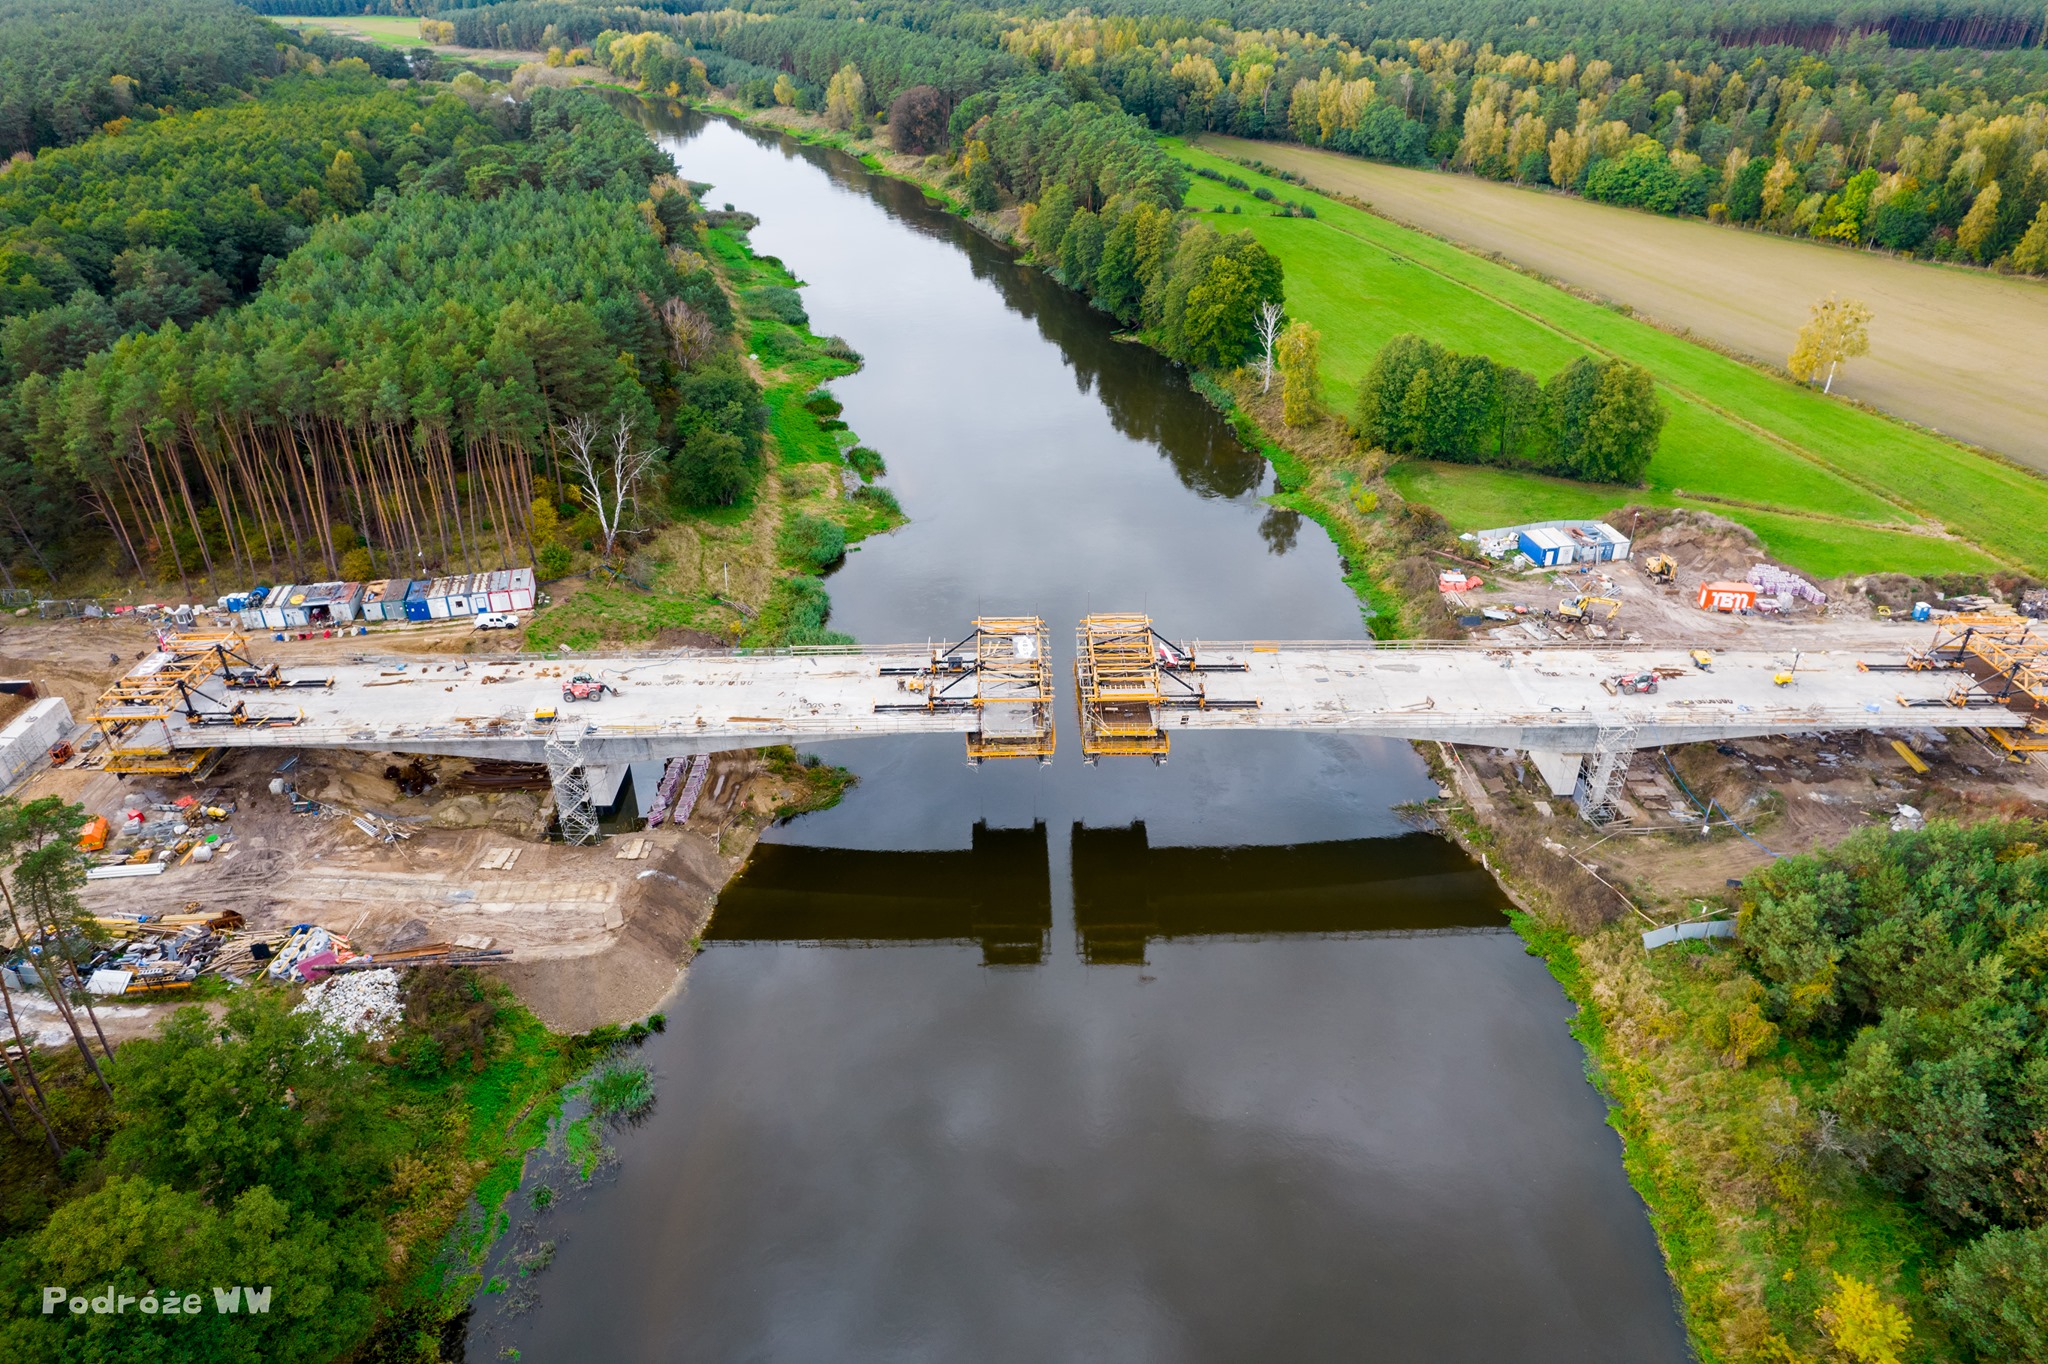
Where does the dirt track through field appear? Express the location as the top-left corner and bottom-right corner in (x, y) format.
(1198, 135), (2048, 472)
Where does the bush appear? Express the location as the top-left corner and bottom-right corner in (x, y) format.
(846, 445), (886, 480)
(742, 285), (808, 326)
(535, 541), (572, 579)
(1940, 1224), (2048, 1360)
(340, 545), (375, 580)
(854, 484), (900, 514)
(776, 513), (847, 571)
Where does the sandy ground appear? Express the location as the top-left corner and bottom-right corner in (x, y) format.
(1197, 134), (2048, 472)
(0, 616), (812, 1033)
(1440, 510), (1932, 653)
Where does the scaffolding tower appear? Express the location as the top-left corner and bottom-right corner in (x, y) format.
(875, 617), (1056, 764)
(1072, 614), (1256, 763)
(1574, 717), (1640, 824)
(544, 729), (601, 844)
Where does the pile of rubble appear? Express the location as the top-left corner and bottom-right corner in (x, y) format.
(296, 968), (403, 1040)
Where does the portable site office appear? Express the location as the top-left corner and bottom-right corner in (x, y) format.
(403, 581), (433, 621)
(298, 581), (363, 624)
(484, 568), (536, 612)
(360, 579), (414, 622)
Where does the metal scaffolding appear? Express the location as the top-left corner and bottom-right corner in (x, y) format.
(875, 616), (1056, 764)
(1072, 615), (1256, 763)
(544, 729), (601, 845)
(1575, 717), (1639, 824)
(1916, 616), (2048, 759)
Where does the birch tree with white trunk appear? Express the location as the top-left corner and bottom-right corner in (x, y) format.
(1255, 300), (1284, 393)
(562, 415), (661, 559)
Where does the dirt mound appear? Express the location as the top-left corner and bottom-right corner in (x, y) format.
(1608, 506), (1765, 582)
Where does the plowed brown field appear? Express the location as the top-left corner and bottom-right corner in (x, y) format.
(1197, 134), (2048, 472)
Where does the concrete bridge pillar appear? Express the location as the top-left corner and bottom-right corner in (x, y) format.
(1525, 748), (1587, 797)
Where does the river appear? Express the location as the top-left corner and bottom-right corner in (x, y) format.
(471, 106), (1690, 1362)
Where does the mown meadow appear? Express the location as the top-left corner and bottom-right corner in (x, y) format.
(1169, 140), (2047, 579)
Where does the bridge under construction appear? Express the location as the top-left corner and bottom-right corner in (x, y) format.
(84, 614), (2041, 833)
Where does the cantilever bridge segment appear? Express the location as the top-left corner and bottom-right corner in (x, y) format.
(88, 615), (2033, 833)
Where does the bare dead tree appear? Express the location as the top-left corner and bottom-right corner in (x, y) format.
(561, 415), (661, 560)
(660, 297), (720, 372)
(1255, 301), (1284, 393)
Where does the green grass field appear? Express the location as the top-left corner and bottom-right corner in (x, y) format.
(1169, 141), (2035, 577)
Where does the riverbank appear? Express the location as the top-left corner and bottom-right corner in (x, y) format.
(525, 217), (904, 651)
(681, 93), (2045, 1361)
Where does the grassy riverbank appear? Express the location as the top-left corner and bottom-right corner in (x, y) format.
(524, 221), (904, 652)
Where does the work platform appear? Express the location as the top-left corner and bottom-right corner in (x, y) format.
(89, 618), (2034, 830)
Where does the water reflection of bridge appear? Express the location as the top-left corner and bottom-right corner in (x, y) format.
(707, 824), (1510, 967)
(708, 822), (1055, 967)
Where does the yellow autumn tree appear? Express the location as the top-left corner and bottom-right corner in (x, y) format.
(1277, 321), (1322, 427)
(2013, 202), (2048, 274)
(1956, 181), (2003, 262)
(1787, 294), (1871, 393)
(1816, 1273), (1912, 1364)
(772, 74), (797, 107)
(824, 63), (866, 131)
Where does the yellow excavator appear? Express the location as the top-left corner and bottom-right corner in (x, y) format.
(1641, 553), (1677, 585)
(1559, 595), (1622, 622)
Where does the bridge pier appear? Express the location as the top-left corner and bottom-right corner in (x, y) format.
(1524, 749), (1587, 797)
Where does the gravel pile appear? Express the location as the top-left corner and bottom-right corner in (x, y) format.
(296, 968), (402, 1040)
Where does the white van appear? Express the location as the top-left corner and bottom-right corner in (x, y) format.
(473, 612), (521, 631)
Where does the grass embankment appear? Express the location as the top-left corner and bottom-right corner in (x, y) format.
(524, 224), (904, 651)
(1168, 140), (2040, 579)
(1431, 790), (1963, 1362)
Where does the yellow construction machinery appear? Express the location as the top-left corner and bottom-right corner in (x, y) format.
(1559, 595), (1621, 622)
(1071, 614), (1258, 763)
(1689, 649), (1713, 670)
(1641, 553), (1677, 585)
(87, 630), (291, 775)
(878, 616), (1056, 763)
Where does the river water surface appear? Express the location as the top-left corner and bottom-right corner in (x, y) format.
(473, 107), (1689, 1362)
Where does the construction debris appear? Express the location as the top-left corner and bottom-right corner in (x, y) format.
(296, 968), (402, 1040)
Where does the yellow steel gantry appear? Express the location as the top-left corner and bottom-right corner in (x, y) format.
(877, 617), (1056, 764)
(86, 630), (296, 774)
(1920, 616), (2048, 760)
(1075, 613), (1170, 761)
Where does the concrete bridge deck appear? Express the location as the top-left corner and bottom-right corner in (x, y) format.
(90, 624), (2025, 827)
(1175, 641), (2013, 748)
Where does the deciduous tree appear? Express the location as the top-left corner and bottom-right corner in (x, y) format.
(1787, 294), (1872, 393)
(1277, 319), (1320, 426)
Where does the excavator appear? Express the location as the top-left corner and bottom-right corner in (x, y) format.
(1641, 553), (1677, 585)
(1559, 595), (1622, 622)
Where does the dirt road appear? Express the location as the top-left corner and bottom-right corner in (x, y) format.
(1197, 135), (2048, 472)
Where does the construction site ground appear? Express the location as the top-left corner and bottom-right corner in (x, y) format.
(1, 613), (827, 1032)
(1440, 508), (1979, 655)
(1441, 720), (2048, 916)
(5, 570), (2043, 1038)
